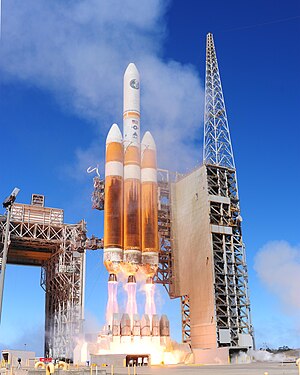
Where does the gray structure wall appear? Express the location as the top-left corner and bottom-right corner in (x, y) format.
(171, 165), (217, 348)
(170, 164), (253, 351)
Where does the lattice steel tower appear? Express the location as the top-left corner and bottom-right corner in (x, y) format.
(202, 32), (254, 348)
(163, 34), (254, 360)
(203, 33), (235, 169)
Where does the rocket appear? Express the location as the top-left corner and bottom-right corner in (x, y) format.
(103, 62), (159, 285)
(103, 123), (124, 281)
(122, 63), (141, 280)
(140, 131), (158, 283)
(103, 63), (160, 328)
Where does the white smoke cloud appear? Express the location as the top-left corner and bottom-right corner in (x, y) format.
(250, 349), (287, 363)
(0, 0), (204, 174)
(254, 241), (300, 312)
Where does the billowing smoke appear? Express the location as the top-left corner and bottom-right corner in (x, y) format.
(0, 0), (204, 173)
(254, 241), (300, 311)
(250, 349), (288, 363)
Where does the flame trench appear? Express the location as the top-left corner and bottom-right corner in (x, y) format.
(125, 282), (137, 327)
(106, 281), (118, 327)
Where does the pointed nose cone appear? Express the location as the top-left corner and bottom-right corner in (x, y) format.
(141, 131), (156, 153)
(124, 62), (139, 78)
(106, 123), (123, 144)
(123, 62), (140, 115)
(124, 63), (140, 91)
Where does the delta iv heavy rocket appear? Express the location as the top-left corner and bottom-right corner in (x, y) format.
(103, 63), (159, 285)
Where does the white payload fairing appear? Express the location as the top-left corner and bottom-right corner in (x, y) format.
(123, 63), (140, 147)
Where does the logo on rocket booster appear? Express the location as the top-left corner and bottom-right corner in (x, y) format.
(132, 119), (138, 130)
(130, 79), (139, 90)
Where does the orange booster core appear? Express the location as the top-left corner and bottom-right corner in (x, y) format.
(141, 144), (159, 278)
(123, 145), (141, 274)
(104, 138), (124, 275)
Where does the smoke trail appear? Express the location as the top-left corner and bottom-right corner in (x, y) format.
(145, 283), (156, 316)
(126, 282), (137, 327)
(106, 281), (118, 327)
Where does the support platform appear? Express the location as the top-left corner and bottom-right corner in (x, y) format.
(0, 195), (102, 360)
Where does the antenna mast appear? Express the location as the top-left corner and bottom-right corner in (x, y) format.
(203, 33), (235, 169)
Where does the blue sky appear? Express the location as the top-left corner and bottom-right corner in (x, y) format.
(0, 0), (300, 354)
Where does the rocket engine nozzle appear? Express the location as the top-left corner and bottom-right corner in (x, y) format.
(127, 275), (137, 283)
(108, 273), (117, 282)
(146, 277), (154, 284)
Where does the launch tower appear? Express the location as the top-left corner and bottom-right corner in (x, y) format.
(155, 33), (254, 362)
(0, 195), (103, 360)
(201, 33), (253, 349)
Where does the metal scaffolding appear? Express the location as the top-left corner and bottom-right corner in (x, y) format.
(180, 295), (191, 344)
(41, 222), (87, 359)
(0, 198), (91, 360)
(203, 32), (253, 347)
(203, 33), (235, 169)
(154, 169), (192, 343)
(206, 165), (253, 346)
(154, 169), (174, 296)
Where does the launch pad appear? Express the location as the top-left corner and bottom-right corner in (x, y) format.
(74, 313), (176, 366)
(0, 33), (255, 366)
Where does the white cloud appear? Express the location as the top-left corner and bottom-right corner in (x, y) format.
(254, 241), (300, 312)
(0, 0), (203, 173)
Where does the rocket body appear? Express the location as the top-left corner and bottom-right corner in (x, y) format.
(104, 124), (124, 277)
(103, 63), (159, 282)
(141, 132), (159, 279)
(123, 63), (141, 275)
(103, 63), (160, 328)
